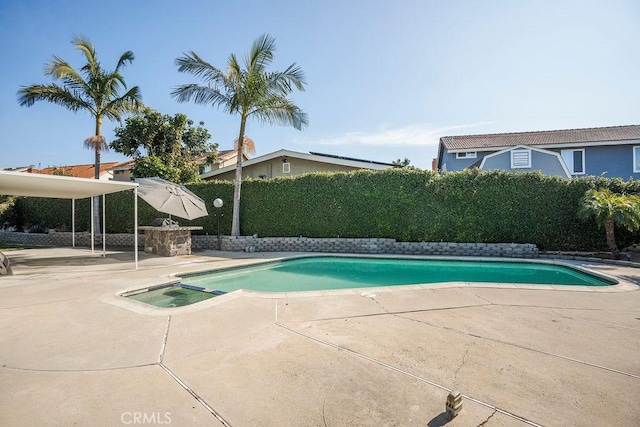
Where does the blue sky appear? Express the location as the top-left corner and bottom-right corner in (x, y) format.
(1, 0), (639, 170)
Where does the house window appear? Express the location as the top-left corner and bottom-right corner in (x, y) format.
(282, 162), (291, 174)
(634, 146), (640, 173)
(456, 152), (477, 159)
(561, 149), (585, 175)
(511, 149), (531, 168)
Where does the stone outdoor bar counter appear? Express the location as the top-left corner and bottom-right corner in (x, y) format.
(138, 226), (203, 257)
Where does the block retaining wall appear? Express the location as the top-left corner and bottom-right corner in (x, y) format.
(211, 236), (539, 258)
(0, 231), (144, 248)
(0, 232), (539, 258)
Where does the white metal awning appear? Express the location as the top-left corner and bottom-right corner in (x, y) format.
(0, 170), (139, 269)
(0, 170), (137, 198)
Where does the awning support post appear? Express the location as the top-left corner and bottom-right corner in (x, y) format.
(72, 199), (75, 248)
(102, 194), (106, 257)
(90, 196), (94, 254)
(134, 187), (138, 270)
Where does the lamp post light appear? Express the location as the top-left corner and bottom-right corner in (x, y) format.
(213, 198), (223, 250)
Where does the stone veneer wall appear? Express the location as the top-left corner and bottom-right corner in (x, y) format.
(143, 229), (192, 257)
(0, 232), (539, 258)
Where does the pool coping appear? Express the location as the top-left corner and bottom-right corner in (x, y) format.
(101, 254), (639, 315)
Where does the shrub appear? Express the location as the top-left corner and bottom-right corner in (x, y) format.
(3, 169), (639, 251)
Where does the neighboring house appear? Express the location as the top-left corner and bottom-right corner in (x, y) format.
(200, 149), (394, 181)
(105, 150), (248, 182)
(1, 165), (38, 173)
(38, 162), (121, 180)
(199, 149), (250, 174)
(436, 125), (640, 179)
(108, 160), (136, 182)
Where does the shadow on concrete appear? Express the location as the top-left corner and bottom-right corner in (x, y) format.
(427, 412), (451, 426)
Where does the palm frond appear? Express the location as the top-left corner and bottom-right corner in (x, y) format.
(105, 71), (126, 95)
(579, 188), (640, 232)
(17, 84), (94, 113)
(115, 51), (135, 72)
(45, 56), (69, 77)
(247, 33), (275, 70)
(175, 51), (225, 83)
(72, 35), (100, 80)
(250, 96), (308, 130)
(102, 86), (144, 122)
(72, 35), (97, 64)
(171, 83), (231, 109)
(45, 58), (89, 96)
(227, 54), (242, 81)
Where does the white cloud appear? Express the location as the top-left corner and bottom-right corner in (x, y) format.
(310, 121), (496, 147)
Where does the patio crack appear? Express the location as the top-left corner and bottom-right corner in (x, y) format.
(274, 301), (543, 427)
(553, 310), (640, 331)
(394, 313), (640, 380)
(463, 289), (495, 305)
(158, 363), (230, 426)
(157, 315), (231, 426)
(477, 409), (497, 426)
(453, 340), (475, 381)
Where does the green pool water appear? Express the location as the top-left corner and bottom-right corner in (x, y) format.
(182, 256), (616, 293)
(126, 286), (218, 308)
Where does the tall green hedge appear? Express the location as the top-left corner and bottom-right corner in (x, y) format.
(2, 169), (639, 251)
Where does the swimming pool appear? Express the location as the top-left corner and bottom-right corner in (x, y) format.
(181, 256), (616, 293)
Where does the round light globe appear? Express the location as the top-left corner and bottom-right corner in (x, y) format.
(213, 198), (223, 208)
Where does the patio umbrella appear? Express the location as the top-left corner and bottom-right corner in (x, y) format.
(135, 177), (208, 221)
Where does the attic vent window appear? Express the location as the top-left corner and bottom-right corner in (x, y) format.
(282, 162), (291, 174)
(456, 151), (477, 159)
(511, 149), (531, 168)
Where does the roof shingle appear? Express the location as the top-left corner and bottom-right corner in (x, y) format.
(38, 162), (120, 179)
(440, 125), (640, 150)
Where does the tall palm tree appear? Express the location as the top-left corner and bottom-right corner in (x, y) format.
(578, 188), (640, 259)
(18, 35), (143, 233)
(172, 34), (308, 236)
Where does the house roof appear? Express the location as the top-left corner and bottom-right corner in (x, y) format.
(309, 152), (394, 167)
(39, 162), (120, 179)
(217, 149), (240, 160)
(107, 160), (136, 172)
(440, 125), (640, 151)
(201, 149), (392, 179)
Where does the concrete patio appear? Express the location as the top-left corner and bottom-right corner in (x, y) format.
(0, 248), (639, 426)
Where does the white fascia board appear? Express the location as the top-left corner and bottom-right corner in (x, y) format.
(450, 147), (514, 153)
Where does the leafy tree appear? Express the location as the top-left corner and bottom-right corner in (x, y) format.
(172, 33), (308, 236)
(110, 109), (217, 183)
(578, 188), (640, 259)
(17, 35), (143, 232)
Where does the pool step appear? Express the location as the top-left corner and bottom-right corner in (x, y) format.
(179, 283), (227, 295)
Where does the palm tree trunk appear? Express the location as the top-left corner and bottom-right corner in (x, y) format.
(93, 118), (102, 235)
(604, 218), (620, 259)
(231, 118), (246, 236)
